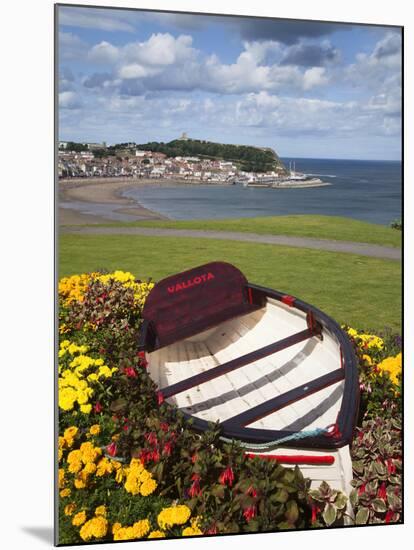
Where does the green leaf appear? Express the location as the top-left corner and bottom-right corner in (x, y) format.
(322, 503), (337, 526)
(272, 488), (289, 503)
(355, 507), (370, 525)
(211, 484), (225, 499)
(371, 498), (387, 513)
(334, 492), (348, 510)
(244, 520), (259, 532)
(285, 500), (299, 524)
(349, 489), (359, 509)
(110, 398), (127, 412)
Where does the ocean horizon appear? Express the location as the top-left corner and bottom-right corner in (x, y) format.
(120, 158), (402, 226)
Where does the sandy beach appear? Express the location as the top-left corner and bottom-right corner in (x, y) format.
(59, 177), (170, 224)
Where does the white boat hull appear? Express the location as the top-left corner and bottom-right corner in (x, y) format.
(147, 297), (355, 509)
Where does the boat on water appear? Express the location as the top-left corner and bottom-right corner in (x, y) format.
(139, 262), (359, 513)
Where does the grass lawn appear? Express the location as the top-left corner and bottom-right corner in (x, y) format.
(88, 215), (402, 248)
(59, 233), (401, 333)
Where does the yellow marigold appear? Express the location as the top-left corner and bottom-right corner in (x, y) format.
(80, 404), (92, 414)
(124, 475), (141, 496)
(112, 523), (122, 535)
(80, 442), (102, 464)
(63, 426), (78, 446)
(148, 530), (165, 539)
(139, 469), (151, 483)
(67, 449), (82, 464)
(68, 460), (82, 474)
(140, 478), (157, 497)
(377, 353), (402, 385)
(132, 519), (150, 538)
(362, 354), (373, 366)
(158, 505), (192, 530)
(83, 462), (97, 475)
(96, 457), (114, 477)
(182, 526), (203, 536)
(60, 488), (71, 498)
(129, 458), (144, 472)
(115, 467), (125, 483)
(80, 517), (108, 541)
(95, 505), (107, 517)
(89, 424), (101, 436)
(59, 387), (77, 411)
(72, 511), (87, 527)
(58, 469), (65, 489)
(74, 477), (88, 489)
(59, 273), (92, 305)
(64, 503), (76, 516)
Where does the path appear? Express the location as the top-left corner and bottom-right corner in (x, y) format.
(60, 226), (401, 261)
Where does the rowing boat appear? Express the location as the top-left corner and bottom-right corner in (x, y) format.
(139, 262), (359, 512)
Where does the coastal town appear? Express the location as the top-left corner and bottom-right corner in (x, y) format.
(58, 135), (329, 188)
(59, 141), (242, 183)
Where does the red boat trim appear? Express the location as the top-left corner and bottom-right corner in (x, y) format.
(245, 453), (335, 465)
(247, 287), (253, 305)
(281, 294), (296, 307)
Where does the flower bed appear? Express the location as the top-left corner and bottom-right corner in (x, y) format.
(57, 270), (402, 543)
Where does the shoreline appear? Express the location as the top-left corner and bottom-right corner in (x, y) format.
(59, 178), (174, 224)
(58, 176), (330, 226)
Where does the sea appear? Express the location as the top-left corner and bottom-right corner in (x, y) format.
(121, 158), (402, 226)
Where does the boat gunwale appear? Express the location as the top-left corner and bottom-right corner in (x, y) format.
(141, 283), (360, 450)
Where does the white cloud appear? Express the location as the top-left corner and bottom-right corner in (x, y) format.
(59, 91), (81, 109)
(59, 7), (135, 32)
(346, 31), (401, 88)
(82, 34), (332, 95)
(123, 33), (195, 66)
(59, 32), (87, 60)
(88, 41), (119, 64)
(303, 67), (328, 90)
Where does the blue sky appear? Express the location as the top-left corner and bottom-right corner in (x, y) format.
(58, 6), (402, 160)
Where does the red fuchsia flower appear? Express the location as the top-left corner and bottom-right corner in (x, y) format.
(123, 424), (129, 432)
(358, 430), (364, 441)
(358, 482), (366, 496)
(191, 453), (198, 464)
(93, 401), (103, 413)
(246, 485), (258, 498)
(378, 482), (387, 500)
(386, 459), (396, 475)
(150, 449), (160, 463)
(124, 366), (137, 378)
(205, 524), (217, 535)
(385, 510), (394, 524)
(188, 474), (202, 497)
(139, 449), (152, 465)
(157, 391), (164, 405)
(311, 504), (320, 524)
(137, 351), (148, 368)
(106, 442), (117, 457)
(219, 466), (235, 487)
(144, 432), (158, 446)
(160, 422), (169, 432)
(163, 441), (173, 457)
(243, 505), (257, 522)
(99, 348), (106, 355)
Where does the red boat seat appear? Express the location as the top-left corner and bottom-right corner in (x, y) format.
(142, 261), (264, 350)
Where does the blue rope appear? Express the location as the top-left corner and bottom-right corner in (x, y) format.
(220, 426), (330, 451)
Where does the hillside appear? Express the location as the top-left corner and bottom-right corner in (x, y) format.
(136, 138), (287, 173)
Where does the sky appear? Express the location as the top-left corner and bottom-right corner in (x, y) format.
(58, 6), (402, 160)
